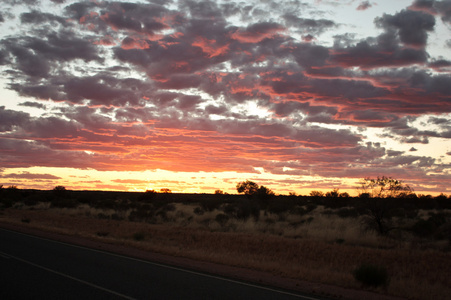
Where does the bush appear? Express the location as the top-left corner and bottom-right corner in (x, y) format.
(224, 200), (260, 221)
(51, 197), (78, 208)
(337, 207), (359, 218)
(132, 232), (145, 241)
(140, 190), (157, 202)
(215, 213), (229, 226)
(199, 198), (221, 212)
(193, 206), (204, 215)
(353, 264), (389, 287)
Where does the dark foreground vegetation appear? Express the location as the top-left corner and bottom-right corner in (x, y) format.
(1, 178), (451, 299)
(1, 180), (450, 242)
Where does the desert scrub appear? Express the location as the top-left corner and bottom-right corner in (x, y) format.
(353, 264), (389, 288)
(132, 231), (146, 241)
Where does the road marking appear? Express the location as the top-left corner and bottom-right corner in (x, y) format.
(1, 228), (320, 300)
(1, 250), (136, 300)
(0, 251), (11, 259)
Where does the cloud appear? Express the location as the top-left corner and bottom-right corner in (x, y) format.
(332, 35), (429, 69)
(410, 0), (451, 24)
(375, 9), (435, 47)
(111, 179), (149, 184)
(0, 106), (30, 132)
(0, 0), (449, 194)
(1, 172), (61, 180)
(20, 10), (67, 25)
(357, 1), (372, 11)
(282, 14), (336, 35)
(18, 101), (46, 109)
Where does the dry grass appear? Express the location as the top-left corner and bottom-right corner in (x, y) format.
(1, 204), (451, 300)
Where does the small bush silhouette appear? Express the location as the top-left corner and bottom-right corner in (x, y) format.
(215, 213), (229, 226)
(132, 232), (145, 241)
(353, 264), (389, 287)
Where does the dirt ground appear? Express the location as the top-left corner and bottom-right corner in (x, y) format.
(1, 220), (404, 300)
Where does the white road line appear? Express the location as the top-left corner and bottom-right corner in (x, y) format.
(1, 250), (136, 300)
(0, 251), (11, 259)
(1, 228), (320, 300)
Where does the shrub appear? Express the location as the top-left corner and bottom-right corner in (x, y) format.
(140, 190), (157, 202)
(337, 207), (359, 218)
(52, 186), (67, 197)
(411, 213), (451, 239)
(215, 213), (229, 226)
(199, 198), (221, 212)
(353, 264), (389, 287)
(193, 206), (204, 215)
(51, 197), (78, 208)
(132, 232), (145, 241)
(0, 198), (14, 208)
(224, 200), (260, 221)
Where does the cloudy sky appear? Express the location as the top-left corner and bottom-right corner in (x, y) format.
(0, 0), (450, 195)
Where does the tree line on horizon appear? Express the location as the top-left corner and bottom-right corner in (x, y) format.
(0, 176), (449, 200)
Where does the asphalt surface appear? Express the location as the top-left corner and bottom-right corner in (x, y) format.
(0, 228), (321, 300)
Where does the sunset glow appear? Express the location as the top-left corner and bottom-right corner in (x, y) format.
(0, 0), (450, 195)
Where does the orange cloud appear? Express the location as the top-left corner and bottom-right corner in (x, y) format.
(192, 37), (229, 58)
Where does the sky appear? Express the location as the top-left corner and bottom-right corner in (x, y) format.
(0, 0), (450, 196)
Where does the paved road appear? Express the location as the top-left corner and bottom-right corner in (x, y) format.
(0, 229), (321, 299)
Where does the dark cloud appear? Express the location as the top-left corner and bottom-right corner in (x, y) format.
(428, 59), (451, 71)
(375, 9), (435, 47)
(410, 0), (451, 24)
(0, 106), (30, 132)
(20, 10), (67, 25)
(63, 75), (148, 106)
(282, 14), (336, 35)
(332, 33), (429, 69)
(2, 0), (39, 5)
(64, 1), (98, 21)
(18, 101), (46, 109)
(0, 172), (61, 180)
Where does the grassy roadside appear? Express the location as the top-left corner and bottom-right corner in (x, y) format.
(1, 195), (451, 300)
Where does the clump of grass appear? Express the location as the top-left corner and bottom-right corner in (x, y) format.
(215, 213), (229, 226)
(353, 263), (389, 288)
(21, 218), (31, 223)
(132, 231), (146, 241)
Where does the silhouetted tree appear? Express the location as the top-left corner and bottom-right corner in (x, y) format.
(309, 190), (324, 197)
(326, 188), (340, 198)
(160, 188), (172, 193)
(236, 180), (259, 196)
(256, 185), (275, 201)
(140, 189), (157, 202)
(53, 185), (66, 192)
(358, 176), (413, 235)
(215, 190), (224, 195)
(52, 185), (67, 197)
(358, 176), (413, 198)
